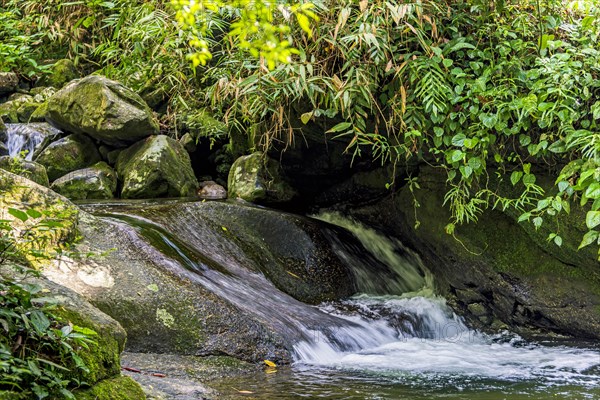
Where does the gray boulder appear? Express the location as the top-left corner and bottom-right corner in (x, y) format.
(197, 180), (227, 199)
(46, 75), (159, 146)
(116, 135), (198, 199)
(36, 133), (101, 181)
(228, 152), (295, 204)
(51, 161), (117, 200)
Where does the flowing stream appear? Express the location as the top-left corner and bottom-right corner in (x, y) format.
(4, 123), (60, 159)
(83, 202), (600, 399)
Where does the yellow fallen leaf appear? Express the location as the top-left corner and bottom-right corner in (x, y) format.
(263, 359), (276, 368)
(237, 390), (254, 394)
(265, 368), (278, 374)
(286, 271), (300, 279)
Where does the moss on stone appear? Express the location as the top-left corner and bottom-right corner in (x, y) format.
(35, 133), (101, 181)
(0, 156), (50, 187)
(116, 135), (198, 198)
(51, 161), (117, 200)
(227, 152), (295, 204)
(75, 376), (146, 400)
(46, 75), (159, 146)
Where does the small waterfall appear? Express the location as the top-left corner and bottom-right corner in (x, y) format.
(5, 123), (60, 160)
(315, 211), (434, 296)
(292, 212), (600, 385)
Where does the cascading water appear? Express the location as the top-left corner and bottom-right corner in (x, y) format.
(4, 123), (60, 159)
(289, 212), (600, 396)
(82, 201), (600, 398)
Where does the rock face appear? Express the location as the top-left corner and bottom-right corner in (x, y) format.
(46, 75), (159, 146)
(0, 72), (18, 95)
(228, 152), (295, 204)
(352, 167), (600, 340)
(116, 135), (198, 199)
(0, 156), (50, 186)
(51, 162), (117, 200)
(35, 133), (101, 181)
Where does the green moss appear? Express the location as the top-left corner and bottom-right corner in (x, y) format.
(36, 134), (101, 181)
(55, 307), (124, 384)
(75, 376), (145, 400)
(116, 135), (198, 199)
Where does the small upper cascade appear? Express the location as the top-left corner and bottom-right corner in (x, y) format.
(314, 211), (434, 296)
(5, 123), (61, 160)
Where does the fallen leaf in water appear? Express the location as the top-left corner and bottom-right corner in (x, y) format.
(263, 360), (276, 368)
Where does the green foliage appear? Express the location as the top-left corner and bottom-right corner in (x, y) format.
(199, 0), (600, 259)
(0, 189), (96, 398)
(0, 275), (97, 399)
(171, 0), (318, 69)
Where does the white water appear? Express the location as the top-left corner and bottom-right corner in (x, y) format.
(295, 212), (600, 387)
(5, 123), (59, 159)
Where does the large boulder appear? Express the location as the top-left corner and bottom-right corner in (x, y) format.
(352, 167), (600, 340)
(116, 135), (198, 199)
(0, 156), (50, 186)
(228, 152), (295, 204)
(36, 133), (101, 181)
(0, 72), (18, 95)
(51, 161), (117, 200)
(46, 75), (159, 146)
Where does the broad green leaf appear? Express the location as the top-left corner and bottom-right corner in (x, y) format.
(510, 171), (523, 186)
(327, 122), (352, 133)
(8, 208), (28, 222)
(586, 211), (600, 229)
(553, 235), (562, 247)
(579, 230), (599, 249)
(26, 209), (42, 219)
(533, 217), (543, 229)
(300, 112), (313, 124)
(557, 181), (569, 192)
(584, 182), (600, 199)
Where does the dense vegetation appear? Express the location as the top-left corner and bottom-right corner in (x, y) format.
(1, 0), (600, 259)
(0, 203), (95, 398)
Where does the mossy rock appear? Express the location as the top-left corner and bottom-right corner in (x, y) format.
(0, 266), (128, 389)
(0, 170), (79, 266)
(0, 118), (6, 139)
(17, 101), (45, 122)
(51, 162), (117, 200)
(36, 133), (101, 181)
(44, 59), (79, 89)
(46, 75), (159, 146)
(75, 376), (145, 400)
(228, 152), (296, 204)
(30, 101), (49, 121)
(0, 142), (8, 157)
(0, 156), (50, 186)
(116, 135), (198, 199)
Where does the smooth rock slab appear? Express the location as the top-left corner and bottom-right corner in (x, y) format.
(46, 75), (159, 146)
